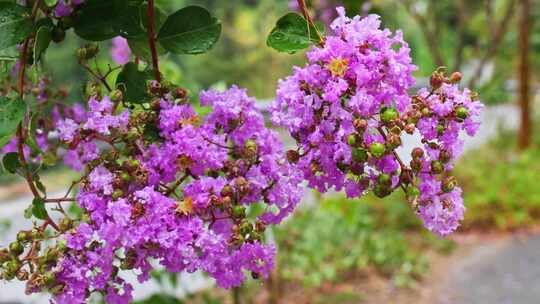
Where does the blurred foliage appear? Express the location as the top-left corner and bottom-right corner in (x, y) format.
(457, 120), (540, 230)
(274, 192), (455, 288)
(34, 0), (536, 105)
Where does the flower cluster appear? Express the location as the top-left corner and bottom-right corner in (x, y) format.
(271, 8), (482, 236)
(3, 85), (302, 303)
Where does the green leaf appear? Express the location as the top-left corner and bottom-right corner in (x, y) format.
(0, 95), (25, 149)
(73, 0), (129, 41)
(0, 46), (19, 61)
(33, 26), (52, 63)
(126, 3), (168, 61)
(2, 152), (21, 173)
(115, 3), (145, 39)
(0, 2), (33, 51)
(127, 35), (167, 62)
(115, 62), (152, 104)
(157, 6), (221, 55)
(32, 197), (48, 220)
(266, 12), (323, 54)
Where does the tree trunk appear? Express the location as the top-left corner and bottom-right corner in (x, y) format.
(518, 0), (531, 150)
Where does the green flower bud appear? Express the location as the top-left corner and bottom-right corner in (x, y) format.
(16, 231), (28, 242)
(373, 184), (391, 198)
(381, 107), (399, 123)
(110, 89), (123, 102)
(57, 239), (67, 253)
(436, 124), (445, 136)
(456, 106), (468, 120)
(407, 186), (420, 198)
(377, 174), (392, 187)
(430, 160), (444, 174)
(112, 189), (124, 201)
(369, 142), (385, 158)
(347, 134), (357, 146)
(352, 148), (368, 162)
(9, 241), (24, 256)
(232, 205), (246, 219)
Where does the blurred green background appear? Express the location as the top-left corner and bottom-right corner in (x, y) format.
(1, 0), (539, 303)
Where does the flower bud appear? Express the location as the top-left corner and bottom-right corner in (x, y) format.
(436, 124), (445, 136)
(347, 134), (357, 146)
(353, 119), (368, 131)
(352, 148), (368, 163)
(450, 71), (462, 83)
(373, 184), (391, 198)
(430, 160), (444, 174)
(410, 159), (422, 172)
(221, 184), (234, 198)
(9, 241), (24, 256)
(59, 218), (73, 232)
(84, 43), (99, 59)
(404, 123), (415, 134)
(441, 176), (457, 193)
(110, 89), (123, 102)
(16, 231), (28, 242)
(174, 87), (187, 99)
(387, 134), (401, 149)
(369, 142), (385, 158)
(232, 205), (246, 219)
(16, 269), (28, 281)
(455, 106), (468, 120)
(76, 48), (87, 62)
(411, 147), (424, 159)
(439, 150), (451, 163)
(0, 249), (10, 263)
(377, 174), (392, 187)
(406, 186), (420, 198)
(112, 189), (124, 201)
(380, 107), (399, 123)
(286, 150), (300, 164)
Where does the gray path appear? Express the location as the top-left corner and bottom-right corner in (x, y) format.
(439, 234), (540, 304)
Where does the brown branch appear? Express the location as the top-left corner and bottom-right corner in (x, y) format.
(80, 61), (112, 91)
(296, 0), (324, 46)
(147, 0), (161, 82)
(468, 0), (516, 88)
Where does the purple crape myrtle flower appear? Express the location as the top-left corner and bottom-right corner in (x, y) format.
(111, 37), (132, 65)
(271, 7), (482, 237)
(41, 86), (303, 303)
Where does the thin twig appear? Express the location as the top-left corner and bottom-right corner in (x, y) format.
(296, 0), (324, 46)
(147, 0), (161, 82)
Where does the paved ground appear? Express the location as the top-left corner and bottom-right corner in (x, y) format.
(437, 233), (540, 304)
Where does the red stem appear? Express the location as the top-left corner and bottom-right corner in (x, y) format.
(296, 0), (324, 45)
(147, 0), (161, 82)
